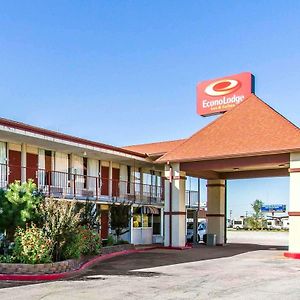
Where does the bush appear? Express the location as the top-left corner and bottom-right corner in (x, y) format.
(105, 234), (115, 246)
(13, 224), (53, 264)
(61, 231), (82, 260)
(0, 255), (16, 263)
(61, 226), (101, 260)
(37, 198), (84, 262)
(0, 180), (44, 241)
(79, 226), (101, 256)
(115, 239), (129, 245)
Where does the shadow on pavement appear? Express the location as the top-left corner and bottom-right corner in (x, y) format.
(74, 242), (287, 279)
(0, 243), (287, 289)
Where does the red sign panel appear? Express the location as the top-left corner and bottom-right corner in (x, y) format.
(197, 72), (255, 117)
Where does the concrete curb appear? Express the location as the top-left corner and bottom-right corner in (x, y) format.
(0, 249), (141, 281)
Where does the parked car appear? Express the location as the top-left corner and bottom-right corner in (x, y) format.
(187, 220), (207, 242)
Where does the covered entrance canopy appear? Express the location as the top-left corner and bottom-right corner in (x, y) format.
(157, 95), (300, 256)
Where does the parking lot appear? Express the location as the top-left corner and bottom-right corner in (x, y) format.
(1, 230), (300, 300)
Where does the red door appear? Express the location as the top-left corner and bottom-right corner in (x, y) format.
(101, 210), (109, 239)
(9, 150), (21, 184)
(26, 153), (38, 184)
(101, 166), (109, 195)
(112, 168), (120, 197)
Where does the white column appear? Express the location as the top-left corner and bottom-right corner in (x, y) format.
(286, 153), (300, 257)
(164, 163), (186, 248)
(21, 143), (27, 183)
(119, 164), (127, 198)
(108, 161), (113, 198)
(129, 205), (134, 243)
(160, 207), (164, 238)
(140, 168), (144, 202)
(207, 179), (226, 246)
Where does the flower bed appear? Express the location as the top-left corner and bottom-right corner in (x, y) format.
(0, 244), (135, 275)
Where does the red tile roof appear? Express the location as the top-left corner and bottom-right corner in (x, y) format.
(123, 139), (186, 156)
(158, 94), (300, 162)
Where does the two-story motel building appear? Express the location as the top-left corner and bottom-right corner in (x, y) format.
(1, 94), (300, 258)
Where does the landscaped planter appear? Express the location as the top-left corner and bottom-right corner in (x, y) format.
(0, 258), (85, 275)
(0, 244), (135, 275)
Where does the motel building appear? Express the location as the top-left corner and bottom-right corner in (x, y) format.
(0, 84), (300, 257)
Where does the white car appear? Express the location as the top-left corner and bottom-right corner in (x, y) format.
(187, 221), (207, 242)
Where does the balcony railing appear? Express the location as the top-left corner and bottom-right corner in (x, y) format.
(0, 163), (164, 205)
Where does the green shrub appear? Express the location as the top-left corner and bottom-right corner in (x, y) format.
(13, 224), (53, 264)
(105, 234), (115, 246)
(37, 198), (83, 262)
(0, 255), (16, 263)
(116, 239), (129, 245)
(61, 231), (82, 260)
(0, 180), (44, 241)
(79, 226), (101, 256)
(61, 226), (101, 260)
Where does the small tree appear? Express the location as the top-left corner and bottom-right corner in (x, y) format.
(0, 180), (44, 240)
(76, 201), (100, 230)
(37, 198), (83, 261)
(110, 203), (131, 241)
(250, 199), (265, 230)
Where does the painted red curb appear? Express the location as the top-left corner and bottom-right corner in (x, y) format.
(284, 251), (300, 259)
(0, 245), (192, 281)
(0, 249), (142, 281)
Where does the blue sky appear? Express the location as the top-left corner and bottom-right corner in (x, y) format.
(0, 1), (298, 217)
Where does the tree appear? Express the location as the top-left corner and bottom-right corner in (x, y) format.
(249, 199), (265, 230)
(37, 198), (83, 261)
(0, 180), (44, 240)
(110, 202), (131, 241)
(76, 201), (100, 230)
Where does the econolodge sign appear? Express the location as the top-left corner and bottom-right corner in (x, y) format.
(197, 72), (255, 117)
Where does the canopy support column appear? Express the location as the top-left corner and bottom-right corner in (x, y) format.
(207, 179), (226, 246)
(164, 163), (186, 248)
(285, 153), (300, 258)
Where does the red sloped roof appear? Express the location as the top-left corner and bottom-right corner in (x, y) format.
(158, 94), (300, 163)
(123, 139), (186, 156)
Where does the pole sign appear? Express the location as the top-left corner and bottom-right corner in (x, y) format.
(197, 72), (255, 117)
(261, 204), (287, 213)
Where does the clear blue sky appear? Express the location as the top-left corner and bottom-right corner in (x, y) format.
(0, 1), (298, 217)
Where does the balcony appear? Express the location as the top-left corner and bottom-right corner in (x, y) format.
(0, 163), (164, 205)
